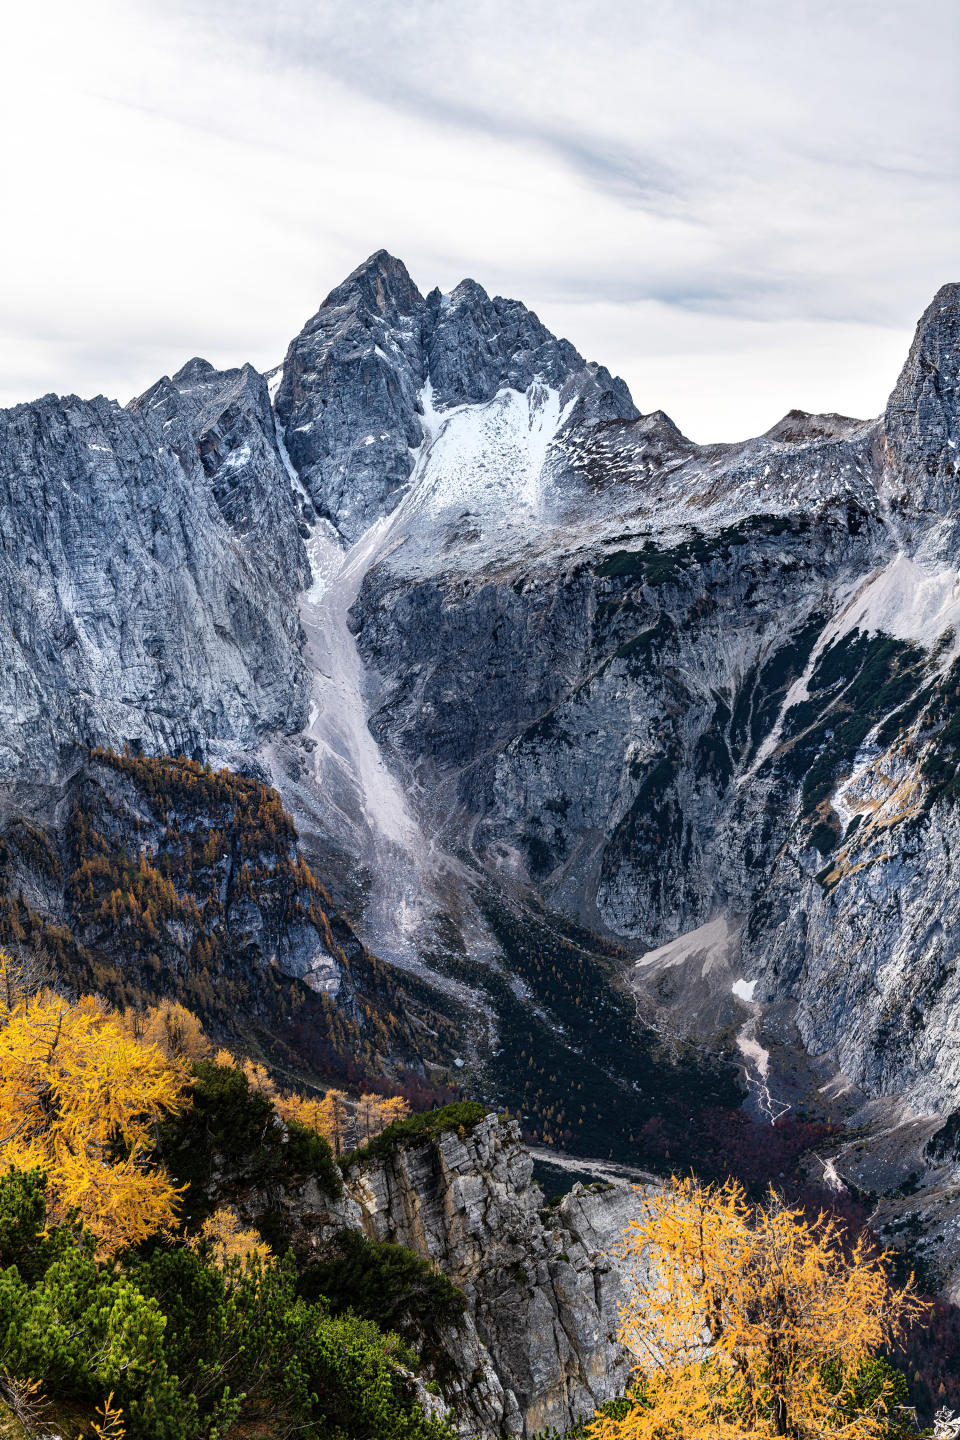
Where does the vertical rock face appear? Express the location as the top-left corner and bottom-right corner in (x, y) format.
(346, 1115), (650, 1438)
(883, 282), (960, 520)
(273, 252), (428, 543)
(422, 279), (635, 419)
(131, 357), (309, 581)
(0, 386), (307, 781)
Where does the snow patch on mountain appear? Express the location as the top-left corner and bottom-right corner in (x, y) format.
(416, 379), (572, 519)
(833, 551), (960, 662)
(274, 375), (580, 962)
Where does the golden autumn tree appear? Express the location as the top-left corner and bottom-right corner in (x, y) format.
(0, 951), (185, 1254)
(242, 1057), (280, 1101)
(355, 1092), (385, 1143)
(316, 1088), (350, 1156)
(221, 1050), (410, 1155)
(379, 1095), (411, 1128)
(0, 946), (55, 1016)
(588, 1176), (921, 1440)
(187, 1206), (273, 1269)
(132, 998), (211, 1064)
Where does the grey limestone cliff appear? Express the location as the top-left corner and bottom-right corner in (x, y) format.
(0, 383), (307, 784)
(198, 1106), (651, 1439)
(346, 1114), (651, 1438)
(273, 250), (635, 542)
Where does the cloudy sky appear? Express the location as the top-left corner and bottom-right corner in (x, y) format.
(1, 0), (956, 440)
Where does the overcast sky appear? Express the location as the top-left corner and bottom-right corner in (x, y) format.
(0, 0), (956, 441)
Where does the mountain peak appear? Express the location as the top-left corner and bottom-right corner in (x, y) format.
(445, 276), (491, 307)
(883, 280), (960, 508)
(762, 409), (864, 444)
(172, 357), (218, 385)
(320, 249), (423, 319)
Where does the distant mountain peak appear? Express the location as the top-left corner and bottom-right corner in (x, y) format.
(762, 409), (864, 444)
(173, 357), (218, 384)
(320, 249), (423, 320)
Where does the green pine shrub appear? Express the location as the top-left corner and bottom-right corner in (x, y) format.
(0, 1169), (453, 1440)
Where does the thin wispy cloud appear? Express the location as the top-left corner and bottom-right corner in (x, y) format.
(0, 0), (955, 439)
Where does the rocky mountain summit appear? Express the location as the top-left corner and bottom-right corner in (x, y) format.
(3, 252), (960, 1283)
(273, 250), (634, 543)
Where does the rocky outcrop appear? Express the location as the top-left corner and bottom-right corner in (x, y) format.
(345, 1114), (651, 1438)
(882, 282), (960, 522)
(189, 1104), (651, 1438)
(0, 377), (307, 784)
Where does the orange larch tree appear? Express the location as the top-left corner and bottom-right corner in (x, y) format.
(0, 952), (186, 1254)
(187, 1206), (273, 1269)
(588, 1175), (922, 1440)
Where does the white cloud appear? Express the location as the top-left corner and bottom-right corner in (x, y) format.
(0, 0), (955, 439)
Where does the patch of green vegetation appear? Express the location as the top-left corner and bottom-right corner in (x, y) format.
(695, 699), (734, 787)
(593, 515), (812, 585)
(474, 896), (742, 1173)
(530, 1395), (653, 1439)
(874, 683), (934, 750)
(920, 659), (960, 807)
(614, 749), (684, 863)
(159, 1060), (343, 1225)
(0, 1168), (453, 1440)
(614, 623), (664, 661)
(611, 612), (679, 676)
(299, 1230), (466, 1337)
(525, 832), (556, 878)
(809, 814), (842, 856)
(926, 1107), (960, 1162)
(531, 1158), (599, 1196)
(341, 1101), (487, 1170)
(744, 617), (827, 760)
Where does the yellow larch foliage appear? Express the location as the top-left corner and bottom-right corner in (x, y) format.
(239, 1057), (345, 1149)
(275, 1090), (327, 1136)
(187, 1207), (272, 1269)
(315, 1088), (350, 1156)
(0, 959), (186, 1255)
(134, 998), (211, 1064)
(587, 1176), (922, 1440)
(379, 1095), (411, 1127)
(0, 947), (53, 1021)
(232, 1053), (408, 1155)
(89, 1392), (125, 1440)
(242, 1059), (279, 1101)
(278, 1086), (406, 1153)
(354, 1092), (384, 1144)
